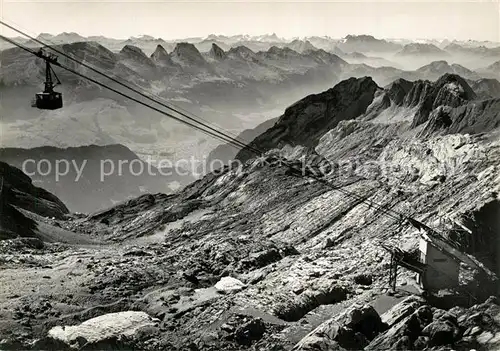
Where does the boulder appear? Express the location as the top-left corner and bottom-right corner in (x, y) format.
(293, 304), (386, 350)
(380, 295), (425, 327)
(214, 276), (246, 294)
(274, 285), (348, 322)
(42, 311), (159, 349)
(233, 317), (266, 346)
(367, 301), (432, 350)
(422, 319), (459, 346)
(353, 274), (373, 286)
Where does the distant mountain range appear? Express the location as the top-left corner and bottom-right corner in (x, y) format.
(3, 32), (499, 57)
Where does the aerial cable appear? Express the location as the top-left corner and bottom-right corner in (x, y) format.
(0, 20), (258, 151)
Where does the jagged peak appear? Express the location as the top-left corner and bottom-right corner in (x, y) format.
(152, 44), (168, 55)
(209, 43), (226, 60)
(385, 78), (414, 105)
(171, 42), (207, 66)
(236, 76), (380, 163)
(344, 34), (377, 41)
(386, 77), (412, 87)
(227, 45), (257, 60)
(119, 44), (155, 68)
(150, 44), (173, 65)
(287, 76), (379, 111)
(434, 73), (475, 94)
(228, 45), (255, 55)
(120, 44), (148, 58)
(336, 76), (380, 90)
(172, 42), (203, 58)
(266, 46), (300, 56)
(406, 73), (477, 128)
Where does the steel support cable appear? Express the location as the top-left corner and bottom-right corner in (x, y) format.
(0, 35), (261, 153)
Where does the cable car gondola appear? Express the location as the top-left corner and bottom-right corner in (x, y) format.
(32, 49), (63, 110)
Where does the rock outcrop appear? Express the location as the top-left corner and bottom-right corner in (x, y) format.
(420, 98), (500, 137)
(40, 311), (160, 350)
(404, 74), (477, 127)
(208, 43), (227, 61)
(385, 78), (414, 105)
(294, 304), (387, 350)
(170, 42), (209, 68)
(120, 44), (155, 67)
(367, 296), (500, 350)
(150, 44), (174, 66)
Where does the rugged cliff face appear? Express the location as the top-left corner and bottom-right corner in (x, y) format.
(404, 74), (477, 127)
(236, 77), (380, 162)
(1, 74), (500, 350)
(420, 98), (500, 137)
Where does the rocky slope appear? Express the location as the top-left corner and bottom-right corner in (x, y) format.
(1, 73), (500, 350)
(236, 77), (380, 162)
(471, 78), (500, 99)
(403, 74), (477, 127)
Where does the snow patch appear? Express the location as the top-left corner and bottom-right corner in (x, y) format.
(443, 82), (464, 96)
(48, 311), (158, 345)
(215, 276), (246, 293)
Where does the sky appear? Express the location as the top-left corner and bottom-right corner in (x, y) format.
(0, 0), (499, 41)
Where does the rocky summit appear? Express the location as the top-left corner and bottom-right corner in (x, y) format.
(1, 74), (500, 350)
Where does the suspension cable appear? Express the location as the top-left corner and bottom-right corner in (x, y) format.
(0, 34), (262, 153)
(0, 20), (259, 151)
